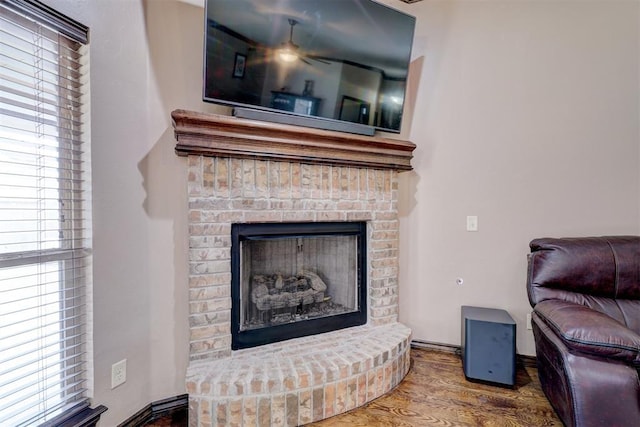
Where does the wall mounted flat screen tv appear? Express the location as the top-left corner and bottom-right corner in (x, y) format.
(203, 0), (416, 134)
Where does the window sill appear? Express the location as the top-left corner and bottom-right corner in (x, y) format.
(42, 402), (108, 427)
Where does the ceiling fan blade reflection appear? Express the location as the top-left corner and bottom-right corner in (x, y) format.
(307, 56), (330, 65)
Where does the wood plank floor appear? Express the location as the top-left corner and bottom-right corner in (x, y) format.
(307, 346), (561, 427)
(146, 346), (562, 426)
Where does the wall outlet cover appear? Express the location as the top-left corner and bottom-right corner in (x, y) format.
(111, 359), (127, 389)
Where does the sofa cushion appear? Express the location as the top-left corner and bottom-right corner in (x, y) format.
(535, 300), (640, 365)
(528, 236), (640, 305)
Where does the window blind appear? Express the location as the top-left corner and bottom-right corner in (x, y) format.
(0, 1), (91, 425)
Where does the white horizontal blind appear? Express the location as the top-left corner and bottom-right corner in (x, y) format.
(0, 1), (90, 425)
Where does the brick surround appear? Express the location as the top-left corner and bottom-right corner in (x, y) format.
(174, 111), (415, 427)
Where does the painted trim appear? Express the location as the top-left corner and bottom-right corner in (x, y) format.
(118, 394), (188, 427)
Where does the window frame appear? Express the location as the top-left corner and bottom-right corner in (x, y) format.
(0, 1), (105, 425)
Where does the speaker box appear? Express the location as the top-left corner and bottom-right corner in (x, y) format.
(461, 306), (516, 386)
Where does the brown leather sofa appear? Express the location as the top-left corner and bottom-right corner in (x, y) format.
(526, 236), (640, 427)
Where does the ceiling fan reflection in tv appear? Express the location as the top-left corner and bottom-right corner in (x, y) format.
(277, 19), (329, 66)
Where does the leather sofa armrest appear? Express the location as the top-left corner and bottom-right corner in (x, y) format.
(535, 300), (640, 364)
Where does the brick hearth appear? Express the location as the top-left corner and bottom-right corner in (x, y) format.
(187, 323), (410, 426)
(173, 111), (416, 427)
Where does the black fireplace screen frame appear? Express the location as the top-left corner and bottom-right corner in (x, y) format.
(231, 221), (367, 350)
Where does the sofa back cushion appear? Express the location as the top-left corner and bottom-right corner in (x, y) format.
(527, 236), (640, 304)
(527, 236), (640, 333)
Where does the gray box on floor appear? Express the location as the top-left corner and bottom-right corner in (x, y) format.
(461, 306), (516, 386)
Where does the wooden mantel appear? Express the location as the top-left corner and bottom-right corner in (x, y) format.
(171, 110), (416, 171)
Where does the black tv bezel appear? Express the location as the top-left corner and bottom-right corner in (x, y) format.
(202, 0), (416, 135)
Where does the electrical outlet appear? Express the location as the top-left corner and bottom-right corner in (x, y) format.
(526, 313), (532, 330)
(111, 359), (127, 389)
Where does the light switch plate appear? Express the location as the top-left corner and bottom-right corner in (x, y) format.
(466, 216), (478, 232)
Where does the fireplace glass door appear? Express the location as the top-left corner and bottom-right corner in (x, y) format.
(231, 222), (367, 349)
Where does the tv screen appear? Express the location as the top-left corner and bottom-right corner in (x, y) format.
(203, 0), (416, 134)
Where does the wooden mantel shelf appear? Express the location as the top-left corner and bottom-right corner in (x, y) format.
(171, 110), (416, 171)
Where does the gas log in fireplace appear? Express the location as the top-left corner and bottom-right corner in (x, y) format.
(231, 221), (367, 349)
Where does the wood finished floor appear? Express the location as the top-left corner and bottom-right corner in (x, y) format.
(146, 346), (561, 426)
(308, 347), (561, 426)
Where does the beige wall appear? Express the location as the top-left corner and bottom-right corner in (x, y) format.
(41, 0), (224, 424)
(397, 0), (640, 357)
(43, 0), (639, 425)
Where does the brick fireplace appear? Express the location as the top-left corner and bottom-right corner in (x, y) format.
(172, 110), (416, 426)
